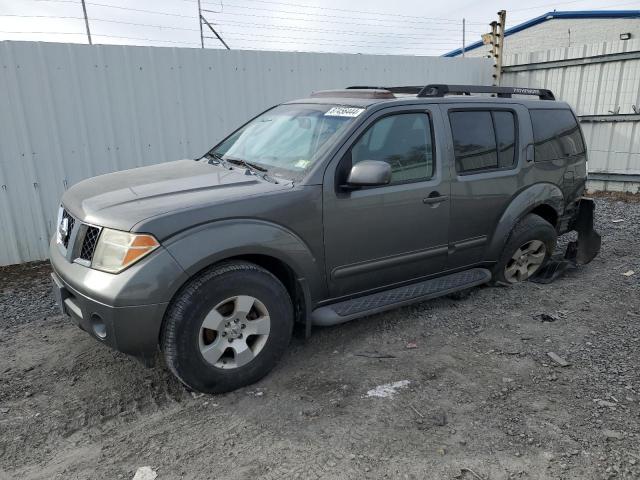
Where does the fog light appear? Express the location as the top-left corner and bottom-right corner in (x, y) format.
(91, 314), (107, 339)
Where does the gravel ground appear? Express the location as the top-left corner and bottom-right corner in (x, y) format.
(0, 197), (639, 480)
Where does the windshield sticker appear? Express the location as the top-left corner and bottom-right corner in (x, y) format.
(325, 107), (365, 117)
(295, 159), (311, 169)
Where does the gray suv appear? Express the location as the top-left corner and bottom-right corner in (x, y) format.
(50, 84), (600, 393)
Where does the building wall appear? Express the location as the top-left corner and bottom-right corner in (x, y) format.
(0, 41), (492, 265)
(462, 18), (640, 58)
(502, 38), (640, 193)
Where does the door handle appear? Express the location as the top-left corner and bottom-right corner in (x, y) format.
(526, 144), (535, 163)
(423, 194), (449, 205)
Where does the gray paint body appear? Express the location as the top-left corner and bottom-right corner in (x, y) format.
(50, 94), (586, 358)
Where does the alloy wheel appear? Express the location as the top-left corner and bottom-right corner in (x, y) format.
(503, 239), (546, 283)
(198, 295), (271, 369)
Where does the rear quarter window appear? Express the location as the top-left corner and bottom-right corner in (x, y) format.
(530, 109), (585, 162)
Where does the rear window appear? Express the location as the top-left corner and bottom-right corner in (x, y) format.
(530, 109), (585, 162)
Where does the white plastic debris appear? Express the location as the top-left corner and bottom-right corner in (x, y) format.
(132, 466), (157, 480)
(622, 270), (635, 277)
(365, 380), (410, 398)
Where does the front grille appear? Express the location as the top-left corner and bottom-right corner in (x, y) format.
(61, 209), (75, 248)
(80, 226), (100, 261)
(58, 206), (101, 264)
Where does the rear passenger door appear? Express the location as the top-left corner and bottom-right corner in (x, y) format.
(443, 104), (526, 269)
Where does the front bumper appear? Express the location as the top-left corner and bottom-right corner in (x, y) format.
(49, 236), (187, 359)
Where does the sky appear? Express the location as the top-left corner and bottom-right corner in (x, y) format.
(0, 0), (639, 56)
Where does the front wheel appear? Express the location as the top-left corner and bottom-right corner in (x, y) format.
(493, 214), (557, 285)
(162, 261), (293, 394)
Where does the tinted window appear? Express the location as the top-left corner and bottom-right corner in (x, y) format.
(530, 109), (585, 162)
(352, 113), (433, 182)
(450, 111), (497, 172)
(494, 111), (516, 168)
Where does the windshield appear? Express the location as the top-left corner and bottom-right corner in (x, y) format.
(208, 104), (363, 180)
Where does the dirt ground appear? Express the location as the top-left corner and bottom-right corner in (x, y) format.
(1, 197), (639, 480)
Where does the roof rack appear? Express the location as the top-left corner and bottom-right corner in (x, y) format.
(311, 88), (395, 99)
(346, 84), (555, 101)
(347, 85), (423, 95)
(417, 84), (555, 100)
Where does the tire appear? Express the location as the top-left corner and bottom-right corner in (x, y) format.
(162, 261), (293, 394)
(492, 214), (557, 285)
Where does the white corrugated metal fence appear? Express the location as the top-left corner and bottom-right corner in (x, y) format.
(0, 41), (491, 266)
(502, 38), (640, 193)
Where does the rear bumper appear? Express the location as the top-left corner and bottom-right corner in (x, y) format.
(569, 197), (601, 264)
(557, 197), (601, 264)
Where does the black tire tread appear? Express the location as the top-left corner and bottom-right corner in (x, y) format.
(492, 214), (557, 286)
(161, 260), (292, 392)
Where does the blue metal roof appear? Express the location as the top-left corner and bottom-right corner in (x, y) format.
(443, 10), (640, 57)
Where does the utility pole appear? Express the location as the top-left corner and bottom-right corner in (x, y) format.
(484, 10), (506, 86)
(462, 18), (466, 57)
(81, 0), (92, 45)
(488, 20), (498, 85)
(495, 10), (506, 86)
(198, 0), (204, 48)
(201, 15), (231, 50)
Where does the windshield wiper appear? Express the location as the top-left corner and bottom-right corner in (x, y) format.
(205, 152), (231, 168)
(226, 158), (268, 172)
(225, 157), (280, 184)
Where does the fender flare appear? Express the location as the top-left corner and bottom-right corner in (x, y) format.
(484, 183), (564, 262)
(163, 218), (326, 306)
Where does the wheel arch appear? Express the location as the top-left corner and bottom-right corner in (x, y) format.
(484, 183), (563, 262)
(159, 219), (325, 345)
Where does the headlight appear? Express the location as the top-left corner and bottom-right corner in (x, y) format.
(92, 228), (159, 273)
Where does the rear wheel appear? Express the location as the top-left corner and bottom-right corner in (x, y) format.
(162, 261), (293, 393)
(493, 214), (557, 285)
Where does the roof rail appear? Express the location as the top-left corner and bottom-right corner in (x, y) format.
(347, 85), (423, 95)
(417, 84), (555, 100)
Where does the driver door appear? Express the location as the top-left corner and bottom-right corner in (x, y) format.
(322, 106), (450, 298)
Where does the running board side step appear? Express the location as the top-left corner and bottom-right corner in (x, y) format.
(311, 268), (491, 326)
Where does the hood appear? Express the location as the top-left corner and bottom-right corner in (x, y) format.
(62, 159), (288, 232)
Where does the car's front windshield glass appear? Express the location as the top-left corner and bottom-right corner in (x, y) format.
(208, 103), (363, 180)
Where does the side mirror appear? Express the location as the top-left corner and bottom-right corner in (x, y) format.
(345, 160), (392, 188)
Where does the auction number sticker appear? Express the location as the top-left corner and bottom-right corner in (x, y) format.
(325, 107), (365, 117)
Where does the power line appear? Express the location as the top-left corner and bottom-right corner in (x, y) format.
(0, 14), (84, 20)
(509, 0), (584, 12)
(91, 18), (199, 32)
(92, 33), (199, 46)
(202, 9), (484, 32)
(0, 14), (205, 33)
(213, 19), (484, 39)
(217, 30), (461, 47)
(0, 29), (200, 46)
(0, 30), (85, 35)
(211, 35), (457, 49)
(0, 14), (482, 38)
(510, 0), (640, 12)
(29, 1), (200, 19)
(199, 0), (486, 26)
(195, 0), (487, 24)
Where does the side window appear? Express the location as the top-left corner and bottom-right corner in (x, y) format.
(530, 109), (585, 162)
(351, 113), (434, 183)
(494, 111), (516, 168)
(450, 110), (517, 173)
(450, 111), (497, 172)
